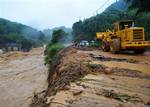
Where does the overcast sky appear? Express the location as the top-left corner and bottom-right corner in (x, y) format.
(0, 0), (115, 30)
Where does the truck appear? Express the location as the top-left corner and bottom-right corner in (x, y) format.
(96, 20), (150, 54)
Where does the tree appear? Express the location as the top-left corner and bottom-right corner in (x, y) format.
(44, 29), (67, 64)
(51, 29), (68, 43)
(72, 0), (150, 42)
(72, 9), (125, 42)
(0, 18), (47, 51)
(125, 0), (150, 15)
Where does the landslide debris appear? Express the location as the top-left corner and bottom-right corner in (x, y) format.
(95, 88), (143, 103)
(31, 47), (150, 107)
(89, 53), (150, 65)
(88, 63), (150, 79)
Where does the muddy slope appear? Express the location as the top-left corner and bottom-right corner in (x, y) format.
(31, 47), (150, 107)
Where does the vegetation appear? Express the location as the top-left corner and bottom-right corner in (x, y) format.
(0, 18), (46, 51)
(43, 26), (72, 42)
(72, 0), (150, 43)
(126, 0), (150, 15)
(51, 29), (68, 43)
(44, 29), (67, 64)
(125, 0), (150, 40)
(45, 43), (64, 64)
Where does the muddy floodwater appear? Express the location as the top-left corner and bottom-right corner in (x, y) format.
(0, 48), (48, 107)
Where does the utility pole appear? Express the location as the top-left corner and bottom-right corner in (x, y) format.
(96, 10), (98, 15)
(79, 16), (81, 21)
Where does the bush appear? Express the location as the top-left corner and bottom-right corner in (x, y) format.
(51, 29), (68, 43)
(44, 29), (67, 64)
(45, 43), (64, 64)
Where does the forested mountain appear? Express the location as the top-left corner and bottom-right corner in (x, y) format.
(0, 18), (46, 50)
(72, 0), (150, 42)
(106, 0), (128, 11)
(126, 0), (150, 15)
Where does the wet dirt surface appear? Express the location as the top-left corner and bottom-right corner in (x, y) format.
(45, 47), (150, 107)
(47, 74), (150, 107)
(0, 48), (48, 107)
(86, 50), (150, 75)
(1, 47), (150, 107)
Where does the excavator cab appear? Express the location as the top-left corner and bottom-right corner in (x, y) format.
(113, 20), (134, 32)
(119, 20), (134, 30)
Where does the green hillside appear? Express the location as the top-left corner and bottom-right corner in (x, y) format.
(72, 0), (150, 42)
(0, 18), (46, 50)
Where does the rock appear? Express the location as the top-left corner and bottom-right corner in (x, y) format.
(61, 85), (70, 90)
(72, 90), (83, 96)
(46, 97), (54, 104)
(145, 101), (150, 106)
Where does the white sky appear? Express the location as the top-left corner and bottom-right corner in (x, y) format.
(0, 0), (115, 30)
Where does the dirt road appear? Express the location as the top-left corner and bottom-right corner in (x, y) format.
(0, 48), (48, 107)
(45, 47), (150, 107)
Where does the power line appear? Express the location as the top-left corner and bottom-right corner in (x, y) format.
(78, 0), (111, 21)
(93, 0), (110, 15)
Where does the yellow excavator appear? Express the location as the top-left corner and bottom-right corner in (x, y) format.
(96, 20), (150, 54)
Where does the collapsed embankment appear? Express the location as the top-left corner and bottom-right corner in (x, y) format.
(31, 47), (150, 107)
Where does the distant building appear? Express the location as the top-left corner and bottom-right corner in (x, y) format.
(0, 49), (3, 54)
(0, 43), (22, 52)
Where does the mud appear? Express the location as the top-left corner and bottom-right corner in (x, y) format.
(1, 46), (149, 107)
(31, 47), (150, 107)
(0, 48), (48, 107)
(90, 53), (139, 63)
(95, 88), (143, 103)
(87, 63), (150, 79)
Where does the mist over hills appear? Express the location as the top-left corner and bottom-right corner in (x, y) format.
(43, 26), (72, 41)
(1, 0), (149, 49)
(0, 18), (44, 40)
(0, 18), (73, 51)
(0, 0), (127, 48)
(0, 18), (46, 50)
(43, 26), (72, 38)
